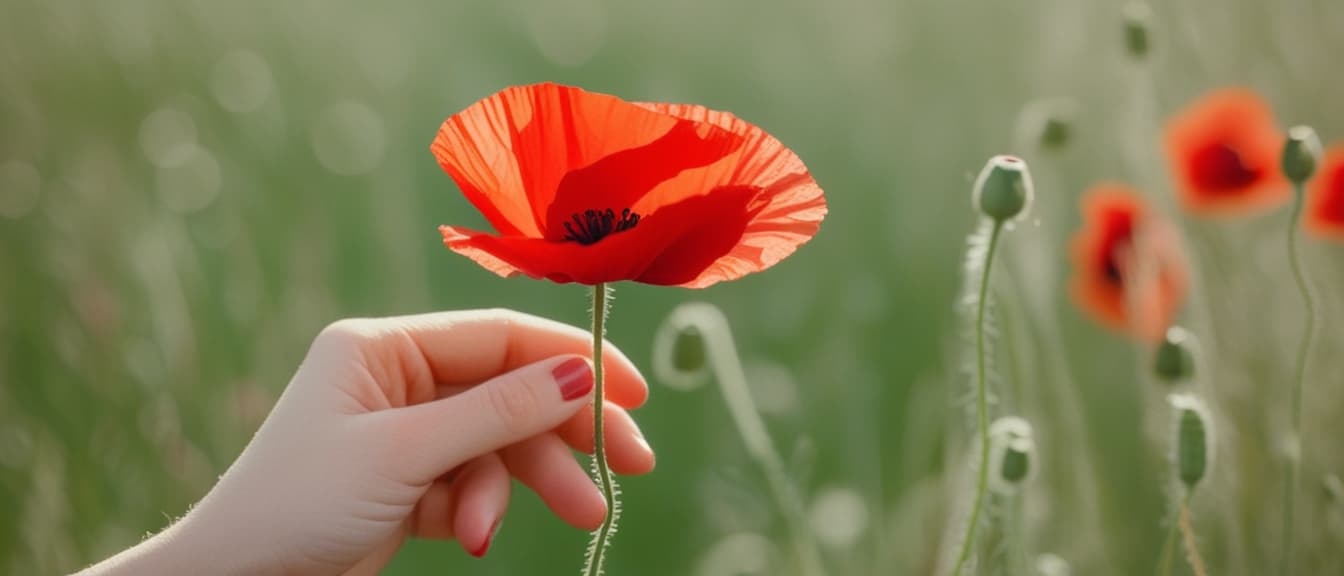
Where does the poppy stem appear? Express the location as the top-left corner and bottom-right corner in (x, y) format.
(951, 220), (1004, 576)
(1280, 182), (1316, 576)
(694, 305), (827, 576)
(1178, 493), (1209, 576)
(1157, 491), (1187, 576)
(583, 283), (620, 576)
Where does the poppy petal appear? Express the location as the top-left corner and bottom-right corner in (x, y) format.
(541, 119), (746, 241)
(1163, 88), (1288, 215)
(432, 83), (714, 237)
(441, 186), (766, 286)
(1069, 184), (1187, 341)
(631, 103), (827, 287)
(1306, 144), (1344, 241)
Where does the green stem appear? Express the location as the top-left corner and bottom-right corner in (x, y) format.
(584, 283), (619, 576)
(698, 305), (826, 576)
(1280, 182), (1316, 576)
(1008, 492), (1030, 576)
(951, 220), (1004, 576)
(1157, 493), (1187, 576)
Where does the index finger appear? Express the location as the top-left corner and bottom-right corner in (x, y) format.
(353, 308), (648, 409)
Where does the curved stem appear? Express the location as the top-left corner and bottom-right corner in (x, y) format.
(584, 284), (619, 576)
(698, 305), (826, 576)
(1280, 182), (1315, 576)
(951, 220), (1004, 576)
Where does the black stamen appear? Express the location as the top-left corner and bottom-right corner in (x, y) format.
(562, 207), (642, 245)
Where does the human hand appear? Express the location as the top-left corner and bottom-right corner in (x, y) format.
(87, 309), (655, 575)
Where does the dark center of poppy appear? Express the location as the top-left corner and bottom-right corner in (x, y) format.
(1190, 143), (1260, 192)
(562, 208), (642, 245)
(1103, 251), (1126, 285)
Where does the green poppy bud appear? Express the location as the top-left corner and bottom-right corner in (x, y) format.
(1153, 326), (1196, 385)
(1018, 98), (1077, 151)
(1123, 2), (1152, 59)
(1170, 394), (1214, 490)
(989, 416), (1036, 494)
(652, 302), (716, 391)
(973, 155), (1034, 223)
(1282, 125), (1322, 185)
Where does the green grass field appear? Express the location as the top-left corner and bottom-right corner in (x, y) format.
(3, 1), (1344, 574)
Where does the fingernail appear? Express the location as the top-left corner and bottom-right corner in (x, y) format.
(554, 357), (594, 401)
(469, 519), (500, 558)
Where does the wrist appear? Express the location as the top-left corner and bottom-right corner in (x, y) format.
(85, 498), (288, 576)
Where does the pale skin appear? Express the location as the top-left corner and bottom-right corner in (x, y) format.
(84, 309), (656, 575)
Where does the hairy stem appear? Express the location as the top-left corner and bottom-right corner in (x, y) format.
(1280, 182), (1316, 576)
(583, 284), (619, 576)
(1179, 497), (1208, 576)
(1157, 493), (1184, 576)
(951, 220), (1004, 576)
(698, 305), (826, 576)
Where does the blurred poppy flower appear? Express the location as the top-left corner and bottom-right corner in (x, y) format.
(432, 82), (826, 288)
(1306, 144), (1344, 240)
(1164, 88), (1288, 215)
(1070, 184), (1188, 341)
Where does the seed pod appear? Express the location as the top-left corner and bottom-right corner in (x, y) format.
(1282, 125), (1322, 185)
(1169, 394), (1214, 490)
(1122, 2), (1152, 59)
(1153, 326), (1196, 385)
(973, 155), (1034, 223)
(989, 416), (1036, 494)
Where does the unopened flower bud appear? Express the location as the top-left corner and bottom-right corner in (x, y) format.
(1018, 98), (1076, 151)
(1122, 2), (1153, 59)
(652, 302), (717, 391)
(1153, 326), (1196, 385)
(973, 155), (1034, 223)
(1282, 125), (1322, 185)
(989, 416), (1036, 494)
(1170, 394), (1214, 490)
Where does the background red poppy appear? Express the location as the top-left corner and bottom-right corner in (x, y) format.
(1164, 88), (1288, 216)
(1306, 144), (1344, 240)
(1070, 184), (1188, 341)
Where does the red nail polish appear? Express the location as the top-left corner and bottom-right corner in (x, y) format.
(554, 357), (593, 401)
(469, 520), (500, 558)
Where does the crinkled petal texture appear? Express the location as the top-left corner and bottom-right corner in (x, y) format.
(433, 83), (826, 288)
(1069, 184), (1188, 341)
(1164, 87), (1288, 216)
(1306, 144), (1344, 241)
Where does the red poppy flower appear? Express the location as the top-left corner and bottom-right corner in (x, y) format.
(1306, 144), (1344, 240)
(431, 83), (826, 288)
(1164, 88), (1288, 215)
(1070, 184), (1188, 341)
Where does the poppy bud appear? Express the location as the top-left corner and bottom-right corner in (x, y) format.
(989, 416), (1036, 494)
(973, 155), (1034, 223)
(1122, 2), (1152, 59)
(652, 302), (716, 391)
(1169, 394), (1214, 490)
(1018, 98), (1076, 151)
(671, 325), (706, 373)
(1153, 326), (1196, 385)
(1282, 125), (1322, 185)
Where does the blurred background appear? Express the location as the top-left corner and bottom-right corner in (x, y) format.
(3, 0), (1344, 574)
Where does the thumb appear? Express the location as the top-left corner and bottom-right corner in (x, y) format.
(386, 355), (595, 483)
